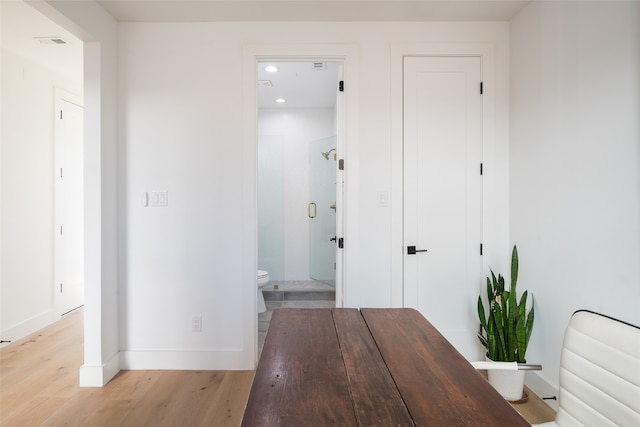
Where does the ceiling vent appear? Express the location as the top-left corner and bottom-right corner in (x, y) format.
(34, 37), (68, 45)
(313, 62), (327, 71)
(257, 80), (273, 87)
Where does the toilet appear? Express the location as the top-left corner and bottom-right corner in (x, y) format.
(257, 270), (270, 313)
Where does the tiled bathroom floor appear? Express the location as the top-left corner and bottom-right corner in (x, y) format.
(261, 280), (335, 292)
(258, 280), (336, 355)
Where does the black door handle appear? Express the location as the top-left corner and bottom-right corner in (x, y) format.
(407, 246), (428, 255)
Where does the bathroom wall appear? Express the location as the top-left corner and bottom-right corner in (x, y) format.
(258, 108), (336, 282)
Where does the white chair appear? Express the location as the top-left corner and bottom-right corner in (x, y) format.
(534, 310), (640, 427)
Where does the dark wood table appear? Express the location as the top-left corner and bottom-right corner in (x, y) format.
(242, 308), (530, 426)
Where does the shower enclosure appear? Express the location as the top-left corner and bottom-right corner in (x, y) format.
(257, 135), (285, 281)
(309, 136), (337, 286)
(257, 133), (337, 288)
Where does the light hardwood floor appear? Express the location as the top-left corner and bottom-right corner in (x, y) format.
(1, 309), (555, 426)
(0, 310), (254, 426)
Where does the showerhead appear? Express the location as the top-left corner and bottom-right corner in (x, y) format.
(321, 148), (336, 160)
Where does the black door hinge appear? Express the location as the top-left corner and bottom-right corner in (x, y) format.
(480, 163), (483, 175)
(338, 238), (344, 249)
(339, 81), (344, 92)
(338, 159), (344, 170)
(480, 244), (484, 256)
(480, 82), (484, 95)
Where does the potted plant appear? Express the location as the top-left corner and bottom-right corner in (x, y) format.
(477, 245), (535, 401)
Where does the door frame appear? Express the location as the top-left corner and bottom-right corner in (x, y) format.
(243, 44), (358, 362)
(390, 44), (500, 307)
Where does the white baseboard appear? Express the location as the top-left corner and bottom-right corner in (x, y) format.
(79, 352), (121, 386)
(525, 371), (559, 412)
(120, 349), (255, 370)
(0, 310), (56, 347)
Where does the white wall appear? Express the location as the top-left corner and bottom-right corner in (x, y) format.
(31, 0), (121, 386)
(118, 21), (510, 369)
(510, 0), (640, 397)
(0, 49), (81, 341)
(258, 108), (336, 281)
(119, 23), (252, 368)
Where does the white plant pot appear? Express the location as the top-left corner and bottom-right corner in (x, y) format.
(487, 368), (526, 401)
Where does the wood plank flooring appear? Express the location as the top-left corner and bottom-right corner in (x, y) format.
(0, 310), (254, 426)
(1, 308), (555, 426)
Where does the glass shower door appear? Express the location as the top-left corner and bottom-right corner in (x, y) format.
(258, 135), (285, 282)
(309, 136), (337, 286)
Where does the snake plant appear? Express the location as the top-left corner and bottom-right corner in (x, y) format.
(477, 245), (534, 363)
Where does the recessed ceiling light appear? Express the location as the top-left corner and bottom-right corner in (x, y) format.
(265, 65), (278, 73)
(276, 98), (286, 103)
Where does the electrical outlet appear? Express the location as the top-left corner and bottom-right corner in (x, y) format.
(192, 316), (202, 332)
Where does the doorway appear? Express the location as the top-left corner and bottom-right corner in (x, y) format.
(403, 56), (483, 360)
(256, 60), (343, 351)
(256, 60), (342, 289)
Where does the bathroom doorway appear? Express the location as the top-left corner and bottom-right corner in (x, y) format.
(256, 60), (343, 350)
(257, 60), (341, 288)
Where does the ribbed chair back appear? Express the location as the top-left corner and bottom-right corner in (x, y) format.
(536, 310), (640, 426)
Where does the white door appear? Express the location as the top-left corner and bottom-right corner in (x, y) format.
(55, 96), (84, 315)
(403, 56), (482, 360)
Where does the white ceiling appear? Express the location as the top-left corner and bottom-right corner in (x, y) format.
(1, 0), (531, 109)
(0, 1), (83, 84)
(258, 61), (340, 109)
(96, 0), (530, 22)
(93, 0), (529, 109)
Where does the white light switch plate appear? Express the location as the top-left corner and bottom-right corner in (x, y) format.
(148, 190), (168, 207)
(377, 190), (389, 207)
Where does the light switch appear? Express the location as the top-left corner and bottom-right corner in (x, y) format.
(148, 190), (168, 207)
(377, 190), (389, 207)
